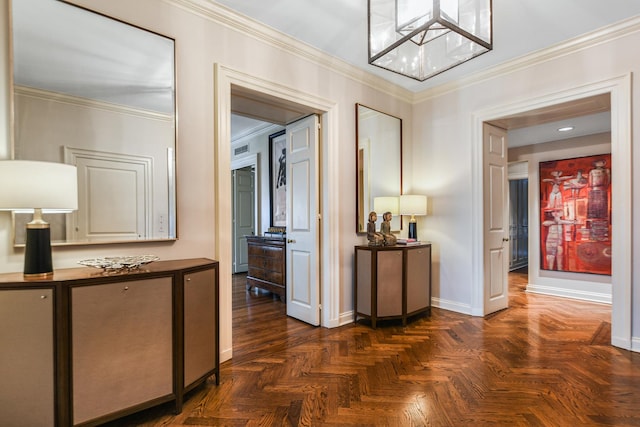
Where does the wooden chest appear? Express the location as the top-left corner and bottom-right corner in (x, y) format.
(246, 236), (286, 299)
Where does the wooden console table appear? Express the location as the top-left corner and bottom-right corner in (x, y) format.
(355, 244), (432, 328)
(0, 258), (219, 427)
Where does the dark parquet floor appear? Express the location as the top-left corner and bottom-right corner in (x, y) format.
(106, 267), (640, 426)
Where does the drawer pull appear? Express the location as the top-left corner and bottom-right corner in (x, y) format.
(123, 286), (129, 292)
(287, 239), (296, 244)
(40, 295), (47, 299)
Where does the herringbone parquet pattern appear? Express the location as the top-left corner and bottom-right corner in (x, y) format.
(107, 269), (640, 427)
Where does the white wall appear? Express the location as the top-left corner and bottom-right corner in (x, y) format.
(509, 133), (612, 303)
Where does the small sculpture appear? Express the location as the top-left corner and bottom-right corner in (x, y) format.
(367, 211), (384, 246)
(380, 211), (397, 246)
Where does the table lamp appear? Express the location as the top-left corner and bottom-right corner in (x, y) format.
(373, 196), (399, 216)
(0, 160), (78, 278)
(399, 194), (427, 240)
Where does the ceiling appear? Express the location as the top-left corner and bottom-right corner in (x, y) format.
(215, 0), (640, 93)
(225, 0), (633, 143)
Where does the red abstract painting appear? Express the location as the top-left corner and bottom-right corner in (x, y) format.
(539, 154), (611, 275)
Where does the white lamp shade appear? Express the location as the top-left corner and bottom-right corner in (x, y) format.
(373, 196), (399, 215)
(399, 194), (427, 216)
(0, 160), (78, 211)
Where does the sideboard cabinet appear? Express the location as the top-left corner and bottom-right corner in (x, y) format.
(0, 258), (218, 427)
(355, 244), (432, 328)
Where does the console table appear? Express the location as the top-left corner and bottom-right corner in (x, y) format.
(246, 235), (286, 299)
(0, 258), (219, 427)
(355, 244), (432, 328)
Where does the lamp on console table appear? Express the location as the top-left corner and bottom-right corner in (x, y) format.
(0, 160), (78, 278)
(399, 194), (427, 240)
(373, 196), (399, 216)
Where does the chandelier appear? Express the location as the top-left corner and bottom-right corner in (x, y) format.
(368, 0), (492, 81)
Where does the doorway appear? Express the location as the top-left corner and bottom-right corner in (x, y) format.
(474, 75), (632, 350)
(231, 165), (255, 273)
(214, 64), (341, 362)
(508, 176), (529, 272)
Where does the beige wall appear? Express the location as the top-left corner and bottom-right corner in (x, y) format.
(409, 22), (640, 348)
(0, 0), (413, 360)
(2, 0), (639, 354)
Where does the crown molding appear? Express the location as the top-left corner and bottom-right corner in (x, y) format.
(412, 14), (640, 104)
(164, 0), (414, 103)
(231, 122), (282, 144)
(14, 85), (173, 122)
(164, 1), (640, 106)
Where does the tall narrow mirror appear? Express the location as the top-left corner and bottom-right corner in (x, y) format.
(355, 104), (402, 234)
(11, 0), (176, 245)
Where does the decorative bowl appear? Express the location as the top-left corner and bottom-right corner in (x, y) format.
(78, 255), (160, 271)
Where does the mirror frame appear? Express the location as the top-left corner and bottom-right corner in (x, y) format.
(355, 103), (403, 234)
(10, 0), (178, 246)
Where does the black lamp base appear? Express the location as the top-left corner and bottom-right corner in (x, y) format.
(408, 222), (417, 240)
(24, 226), (53, 278)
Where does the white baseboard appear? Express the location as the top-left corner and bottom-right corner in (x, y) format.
(220, 347), (232, 363)
(431, 297), (473, 315)
(526, 284), (611, 304)
(631, 337), (640, 353)
(339, 310), (355, 326)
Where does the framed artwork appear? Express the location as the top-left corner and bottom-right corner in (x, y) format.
(269, 130), (287, 228)
(539, 154), (611, 275)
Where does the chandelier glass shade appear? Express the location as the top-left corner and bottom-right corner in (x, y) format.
(368, 0), (492, 81)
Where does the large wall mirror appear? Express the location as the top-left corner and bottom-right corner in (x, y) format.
(356, 104), (402, 234)
(11, 0), (176, 245)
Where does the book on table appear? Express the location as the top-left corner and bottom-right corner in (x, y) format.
(396, 238), (421, 246)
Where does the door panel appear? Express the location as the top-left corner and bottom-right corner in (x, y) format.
(483, 123), (509, 314)
(65, 147), (151, 242)
(286, 115), (320, 325)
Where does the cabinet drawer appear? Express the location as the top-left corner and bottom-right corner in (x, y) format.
(263, 257), (283, 273)
(266, 271), (284, 285)
(248, 266), (267, 280)
(248, 244), (264, 256)
(248, 244), (284, 257)
(261, 246), (283, 258)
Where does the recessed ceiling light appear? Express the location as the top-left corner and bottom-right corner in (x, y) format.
(558, 126), (574, 132)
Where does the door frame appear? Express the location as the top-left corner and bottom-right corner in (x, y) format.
(214, 64), (341, 362)
(471, 74), (632, 350)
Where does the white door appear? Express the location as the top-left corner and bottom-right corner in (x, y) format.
(483, 123), (509, 314)
(232, 166), (255, 273)
(285, 115), (320, 325)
